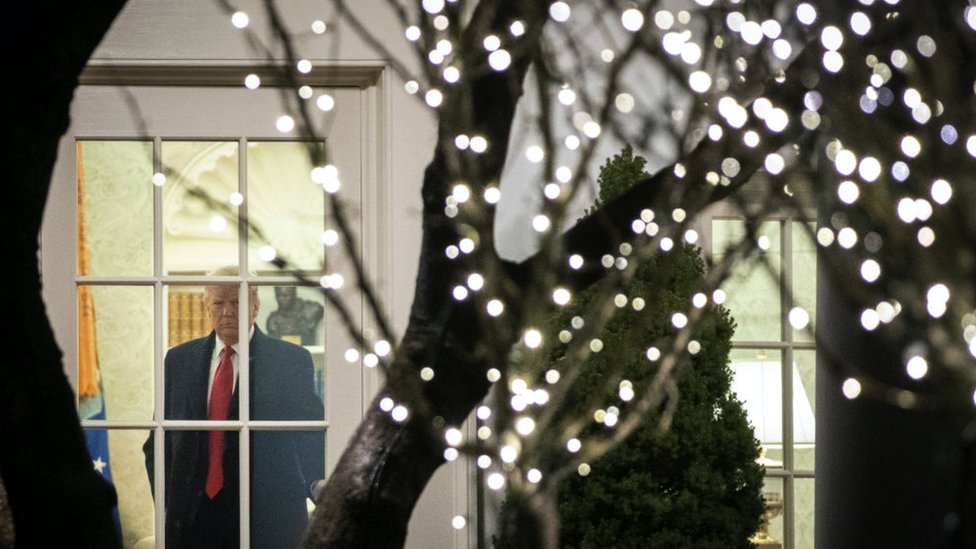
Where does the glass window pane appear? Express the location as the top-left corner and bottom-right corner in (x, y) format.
(249, 286), (326, 422)
(795, 350), (817, 470)
(77, 140), (154, 277)
(161, 430), (239, 548)
(247, 142), (326, 273)
(257, 285), (325, 347)
(729, 348), (784, 464)
(255, 285), (326, 406)
(250, 429), (326, 548)
(78, 285), (154, 422)
(82, 428), (155, 547)
(165, 285), (211, 349)
(756, 476), (785, 547)
(795, 477), (815, 549)
(162, 141), (240, 275)
(164, 282), (248, 421)
(712, 219), (782, 342)
(792, 221), (817, 342)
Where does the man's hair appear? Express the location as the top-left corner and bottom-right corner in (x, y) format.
(203, 265), (260, 304)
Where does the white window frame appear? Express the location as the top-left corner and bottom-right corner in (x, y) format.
(700, 202), (817, 549)
(65, 64), (392, 548)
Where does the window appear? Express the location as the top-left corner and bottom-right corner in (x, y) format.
(76, 137), (331, 547)
(709, 215), (817, 549)
(37, 75), (387, 547)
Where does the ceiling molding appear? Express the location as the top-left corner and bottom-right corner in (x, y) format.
(79, 63), (384, 88)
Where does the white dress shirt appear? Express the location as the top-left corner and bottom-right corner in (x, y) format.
(206, 326), (254, 406)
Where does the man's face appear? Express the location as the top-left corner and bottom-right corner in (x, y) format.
(206, 285), (259, 345)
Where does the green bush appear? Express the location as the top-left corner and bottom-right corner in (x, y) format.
(495, 147), (764, 549)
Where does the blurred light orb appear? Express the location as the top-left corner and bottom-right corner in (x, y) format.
(422, 0), (445, 14)
(484, 186), (501, 204)
(510, 21), (526, 36)
(689, 71), (712, 93)
(231, 11), (249, 28)
(549, 1), (571, 22)
(483, 34), (501, 51)
(532, 215), (551, 232)
(838, 180), (860, 204)
(425, 89), (444, 108)
(906, 356), (928, 380)
(842, 378), (862, 399)
(621, 8), (644, 32)
(797, 3), (817, 25)
(850, 12), (872, 35)
(655, 10), (674, 30)
(741, 21), (764, 45)
(821, 25), (843, 50)
(615, 93), (635, 113)
(931, 179), (953, 204)
(823, 51), (844, 72)
(276, 115), (295, 133)
(487, 473), (505, 490)
(789, 307), (810, 330)
(773, 39), (793, 60)
(900, 136), (921, 158)
(860, 309), (880, 331)
(488, 49), (512, 71)
(672, 312), (688, 329)
(558, 87), (576, 106)
(860, 259), (881, 282)
(443, 66), (460, 83)
(858, 157), (882, 182)
(487, 299), (504, 317)
(834, 149), (857, 175)
(316, 94), (335, 112)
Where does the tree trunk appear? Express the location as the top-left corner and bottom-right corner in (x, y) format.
(0, 1), (128, 546)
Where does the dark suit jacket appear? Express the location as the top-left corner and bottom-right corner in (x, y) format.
(144, 327), (325, 548)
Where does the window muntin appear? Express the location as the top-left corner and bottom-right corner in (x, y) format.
(711, 216), (816, 549)
(76, 138), (329, 547)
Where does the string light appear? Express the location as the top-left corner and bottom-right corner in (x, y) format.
(222, 0), (972, 514)
(231, 11), (249, 28)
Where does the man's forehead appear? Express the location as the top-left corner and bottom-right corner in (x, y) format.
(206, 286), (239, 298)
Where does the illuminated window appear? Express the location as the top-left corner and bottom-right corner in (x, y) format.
(76, 138), (330, 547)
(710, 216), (817, 549)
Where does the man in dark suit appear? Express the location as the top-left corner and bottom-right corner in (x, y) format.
(144, 274), (325, 548)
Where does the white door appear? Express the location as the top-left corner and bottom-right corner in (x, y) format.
(41, 76), (381, 548)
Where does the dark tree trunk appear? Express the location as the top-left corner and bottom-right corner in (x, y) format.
(0, 1), (128, 547)
(816, 254), (965, 548)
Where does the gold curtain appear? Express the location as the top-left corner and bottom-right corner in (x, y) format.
(77, 141), (100, 399)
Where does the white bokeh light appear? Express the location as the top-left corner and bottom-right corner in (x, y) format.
(621, 8), (644, 32)
(231, 11), (249, 29)
(488, 49), (512, 71)
(549, 1), (571, 22)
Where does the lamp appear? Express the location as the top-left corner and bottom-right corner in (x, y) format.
(729, 359), (816, 549)
(729, 360), (816, 452)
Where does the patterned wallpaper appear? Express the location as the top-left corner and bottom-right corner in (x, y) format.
(81, 141), (156, 547)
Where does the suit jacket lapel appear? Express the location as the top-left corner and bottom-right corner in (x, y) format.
(187, 332), (216, 420)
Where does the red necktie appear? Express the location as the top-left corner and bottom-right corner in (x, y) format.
(206, 346), (234, 499)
